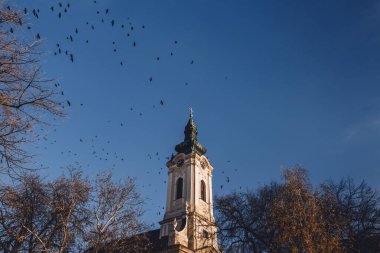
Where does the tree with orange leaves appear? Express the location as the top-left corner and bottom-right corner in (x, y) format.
(269, 167), (344, 253)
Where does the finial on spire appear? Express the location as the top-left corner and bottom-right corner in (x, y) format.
(189, 107), (193, 119)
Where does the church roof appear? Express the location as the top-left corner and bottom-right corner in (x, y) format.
(88, 229), (168, 253)
(175, 109), (207, 156)
(140, 229), (169, 252)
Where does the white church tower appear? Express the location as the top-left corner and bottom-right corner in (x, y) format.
(159, 109), (220, 253)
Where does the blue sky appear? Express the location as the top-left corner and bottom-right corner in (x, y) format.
(17, 0), (380, 225)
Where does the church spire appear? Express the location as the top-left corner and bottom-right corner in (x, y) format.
(175, 108), (207, 155)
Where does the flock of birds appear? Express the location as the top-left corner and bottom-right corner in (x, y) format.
(20, 0), (237, 218)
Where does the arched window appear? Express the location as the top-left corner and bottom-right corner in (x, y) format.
(200, 180), (206, 201)
(176, 178), (183, 199)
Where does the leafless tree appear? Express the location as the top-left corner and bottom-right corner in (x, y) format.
(0, 173), (47, 252)
(319, 178), (380, 253)
(0, 169), (90, 253)
(84, 171), (148, 253)
(215, 183), (280, 253)
(0, 2), (63, 175)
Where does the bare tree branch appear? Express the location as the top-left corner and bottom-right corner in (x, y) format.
(0, 2), (63, 176)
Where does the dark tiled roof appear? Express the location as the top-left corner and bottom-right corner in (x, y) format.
(86, 229), (169, 253)
(141, 229), (169, 252)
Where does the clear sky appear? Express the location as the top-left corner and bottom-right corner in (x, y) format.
(17, 0), (380, 226)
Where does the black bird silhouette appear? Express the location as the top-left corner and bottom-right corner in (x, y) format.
(24, 8), (27, 14)
(105, 8), (109, 14)
(33, 10), (39, 18)
(160, 100), (164, 106)
(75, 28), (78, 34)
(133, 41), (136, 47)
(111, 19), (115, 26)
(59, 2), (62, 7)
(58, 12), (62, 18)
(70, 54), (74, 62)
(149, 76), (153, 82)
(50, 6), (54, 12)
(67, 100), (71, 106)
(190, 60), (194, 64)
(36, 33), (41, 39)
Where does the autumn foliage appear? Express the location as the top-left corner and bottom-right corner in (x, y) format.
(215, 167), (380, 253)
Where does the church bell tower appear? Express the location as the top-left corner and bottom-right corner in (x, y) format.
(159, 109), (219, 253)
